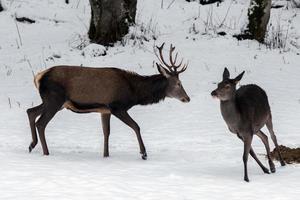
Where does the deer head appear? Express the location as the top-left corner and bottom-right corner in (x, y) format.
(155, 43), (190, 103)
(211, 67), (245, 101)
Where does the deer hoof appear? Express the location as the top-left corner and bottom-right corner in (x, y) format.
(141, 152), (147, 160)
(263, 168), (270, 174)
(244, 177), (250, 182)
(103, 152), (109, 158)
(280, 161), (286, 166)
(28, 142), (37, 153)
(29, 146), (33, 153)
(270, 167), (276, 173)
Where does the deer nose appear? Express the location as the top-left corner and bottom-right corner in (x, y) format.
(181, 96), (190, 103)
(211, 90), (217, 97)
(186, 96), (190, 102)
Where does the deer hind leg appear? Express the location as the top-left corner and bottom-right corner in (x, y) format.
(27, 103), (44, 152)
(249, 147), (270, 174)
(256, 130), (275, 173)
(237, 134), (269, 175)
(101, 113), (111, 157)
(36, 96), (64, 155)
(112, 111), (147, 160)
(266, 117), (286, 166)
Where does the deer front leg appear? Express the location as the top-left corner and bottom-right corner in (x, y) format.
(238, 133), (270, 174)
(101, 113), (111, 157)
(112, 110), (147, 160)
(242, 134), (253, 182)
(249, 147), (270, 174)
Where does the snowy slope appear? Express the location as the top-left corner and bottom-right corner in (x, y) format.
(0, 0), (299, 199)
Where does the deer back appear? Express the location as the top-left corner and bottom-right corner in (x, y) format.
(38, 66), (135, 105)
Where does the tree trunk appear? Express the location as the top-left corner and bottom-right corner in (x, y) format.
(246, 0), (271, 43)
(0, 1), (4, 12)
(88, 0), (137, 46)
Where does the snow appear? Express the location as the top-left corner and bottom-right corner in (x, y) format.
(0, 0), (299, 199)
(82, 43), (107, 57)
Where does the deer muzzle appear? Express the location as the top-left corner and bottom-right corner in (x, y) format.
(181, 96), (190, 103)
(211, 90), (218, 98)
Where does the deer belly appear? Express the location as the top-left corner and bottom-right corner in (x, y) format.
(63, 101), (111, 114)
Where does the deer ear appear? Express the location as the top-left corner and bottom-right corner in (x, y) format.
(234, 71), (245, 84)
(223, 67), (230, 80)
(156, 63), (171, 78)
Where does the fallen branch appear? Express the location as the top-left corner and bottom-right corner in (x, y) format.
(16, 17), (36, 24)
(233, 33), (253, 41)
(199, 0), (223, 5)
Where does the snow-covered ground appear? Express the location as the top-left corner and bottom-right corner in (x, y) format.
(0, 0), (299, 199)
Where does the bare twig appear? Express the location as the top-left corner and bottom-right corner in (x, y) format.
(76, 15), (88, 31)
(8, 97), (11, 109)
(14, 17), (23, 46)
(76, 0), (81, 9)
(26, 58), (35, 77)
(167, 0), (176, 9)
(15, 39), (20, 49)
(41, 47), (47, 68)
(218, 0), (233, 28)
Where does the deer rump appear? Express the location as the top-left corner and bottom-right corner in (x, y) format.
(35, 66), (143, 114)
(235, 84), (271, 132)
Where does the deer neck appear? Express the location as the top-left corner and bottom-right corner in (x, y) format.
(134, 74), (168, 106)
(220, 95), (241, 130)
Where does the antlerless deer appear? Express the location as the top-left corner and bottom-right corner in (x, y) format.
(211, 68), (285, 182)
(27, 43), (190, 160)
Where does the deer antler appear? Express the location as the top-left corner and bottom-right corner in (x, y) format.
(155, 43), (188, 75)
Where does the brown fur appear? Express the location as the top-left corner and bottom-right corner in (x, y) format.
(40, 66), (160, 108)
(34, 68), (50, 89)
(43, 66), (131, 104)
(211, 68), (286, 182)
(28, 43), (190, 159)
(27, 64), (190, 159)
(63, 101), (111, 114)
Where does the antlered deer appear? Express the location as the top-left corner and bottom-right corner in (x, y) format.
(27, 43), (190, 160)
(211, 68), (285, 182)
